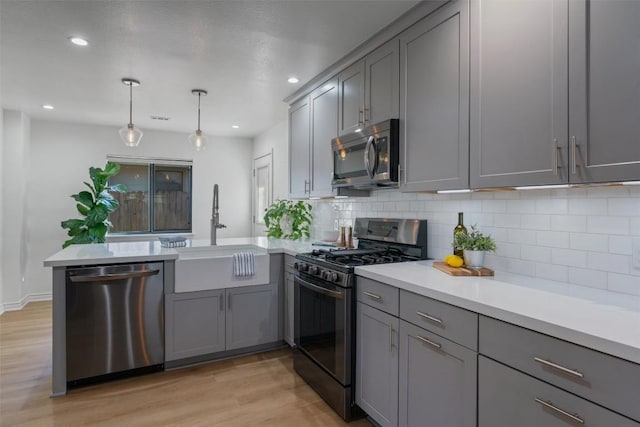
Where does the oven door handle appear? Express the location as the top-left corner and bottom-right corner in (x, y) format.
(296, 276), (345, 300)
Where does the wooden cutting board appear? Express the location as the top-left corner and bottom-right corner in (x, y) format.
(433, 261), (494, 276)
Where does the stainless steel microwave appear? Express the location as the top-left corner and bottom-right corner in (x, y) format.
(331, 119), (399, 189)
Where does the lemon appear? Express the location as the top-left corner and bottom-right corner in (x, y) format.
(445, 254), (464, 268)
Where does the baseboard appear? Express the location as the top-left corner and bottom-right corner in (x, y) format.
(1, 292), (52, 313)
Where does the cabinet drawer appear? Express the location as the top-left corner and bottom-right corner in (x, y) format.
(480, 316), (640, 422)
(479, 356), (639, 427)
(400, 290), (477, 350)
(357, 277), (399, 316)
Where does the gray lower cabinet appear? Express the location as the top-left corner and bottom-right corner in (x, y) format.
(165, 283), (278, 362)
(225, 284), (278, 351)
(165, 290), (226, 361)
(479, 356), (639, 427)
(400, 0), (469, 192)
(356, 302), (399, 427)
(398, 320), (477, 427)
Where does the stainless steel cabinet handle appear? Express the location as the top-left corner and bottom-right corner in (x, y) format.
(570, 136), (577, 175)
(364, 107), (370, 123)
(362, 291), (382, 301)
(389, 327), (394, 352)
(358, 108), (364, 125)
(413, 334), (442, 349)
(534, 398), (584, 424)
(552, 138), (559, 176)
(69, 269), (160, 282)
(533, 357), (584, 378)
(416, 311), (443, 325)
(304, 180), (310, 194)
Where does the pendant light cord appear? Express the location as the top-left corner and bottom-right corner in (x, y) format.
(197, 92), (201, 132)
(129, 82), (133, 126)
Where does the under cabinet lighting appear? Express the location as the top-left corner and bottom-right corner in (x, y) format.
(41, 104), (55, 110)
(334, 195), (349, 199)
(622, 181), (640, 186)
(309, 196), (321, 200)
(437, 189), (473, 194)
(69, 36), (89, 46)
(514, 184), (571, 190)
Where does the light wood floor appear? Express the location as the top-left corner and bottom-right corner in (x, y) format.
(0, 302), (371, 427)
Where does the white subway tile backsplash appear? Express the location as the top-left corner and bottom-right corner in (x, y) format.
(587, 216), (630, 235)
(569, 267), (607, 290)
(607, 273), (640, 296)
(570, 233), (608, 251)
(312, 186), (639, 296)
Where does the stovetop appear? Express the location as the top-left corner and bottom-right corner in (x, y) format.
(303, 247), (420, 268)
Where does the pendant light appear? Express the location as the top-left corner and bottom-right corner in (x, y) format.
(118, 78), (143, 147)
(188, 89), (208, 151)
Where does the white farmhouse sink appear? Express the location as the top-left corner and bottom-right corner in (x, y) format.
(174, 244), (270, 292)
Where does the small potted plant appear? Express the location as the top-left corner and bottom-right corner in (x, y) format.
(263, 200), (312, 240)
(452, 225), (496, 268)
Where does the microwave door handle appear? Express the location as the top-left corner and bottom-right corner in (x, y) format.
(364, 136), (375, 178)
(371, 138), (379, 176)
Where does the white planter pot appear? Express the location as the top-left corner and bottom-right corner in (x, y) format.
(463, 250), (486, 269)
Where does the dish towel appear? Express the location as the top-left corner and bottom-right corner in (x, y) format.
(233, 252), (255, 277)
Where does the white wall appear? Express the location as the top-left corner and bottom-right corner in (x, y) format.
(2, 110), (31, 309)
(252, 118), (288, 201)
(12, 118), (253, 308)
(312, 185), (640, 296)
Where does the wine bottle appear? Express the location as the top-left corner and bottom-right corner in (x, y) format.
(453, 212), (467, 257)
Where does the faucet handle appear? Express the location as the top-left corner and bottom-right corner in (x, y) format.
(217, 223), (227, 229)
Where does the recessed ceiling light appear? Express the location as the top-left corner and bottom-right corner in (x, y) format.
(69, 36), (89, 47)
(231, 125), (240, 129)
(287, 77), (299, 84)
(42, 104), (55, 110)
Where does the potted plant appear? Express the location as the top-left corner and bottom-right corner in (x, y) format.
(452, 224), (496, 268)
(60, 162), (127, 248)
(263, 200), (312, 240)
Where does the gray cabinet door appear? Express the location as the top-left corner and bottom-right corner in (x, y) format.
(356, 302), (399, 427)
(470, 0), (568, 188)
(310, 78), (338, 197)
(165, 290), (225, 361)
(478, 356), (640, 427)
(365, 39), (400, 125)
(569, 0), (640, 183)
(400, 0), (470, 192)
(338, 60), (365, 136)
(399, 320), (477, 427)
(288, 96), (310, 198)
(225, 283), (278, 351)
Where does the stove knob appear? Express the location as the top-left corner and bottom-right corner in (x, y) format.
(309, 266), (319, 275)
(330, 272), (339, 282)
(294, 262), (299, 271)
(299, 263), (309, 272)
(321, 271), (330, 280)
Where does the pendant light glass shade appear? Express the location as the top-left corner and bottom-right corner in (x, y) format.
(119, 78), (143, 147)
(188, 89), (208, 151)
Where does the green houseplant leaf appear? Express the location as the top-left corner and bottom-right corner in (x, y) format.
(452, 225), (497, 252)
(60, 161), (126, 248)
(264, 200), (312, 240)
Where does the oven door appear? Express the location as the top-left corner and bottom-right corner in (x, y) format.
(294, 273), (351, 386)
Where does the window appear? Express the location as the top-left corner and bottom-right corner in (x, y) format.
(108, 157), (192, 234)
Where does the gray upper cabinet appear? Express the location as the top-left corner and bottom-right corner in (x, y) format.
(399, 320), (477, 427)
(400, 0), (470, 192)
(356, 302), (399, 427)
(288, 97), (311, 198)
(338, 61), (366, 136)
(569, 0), (640, 183)
(339, 40), (400, 136)
(225, 283), (278, 351)
(365, 39), (400, 126)
(310, 78), (338, 197)
(470, 0), (569, 188)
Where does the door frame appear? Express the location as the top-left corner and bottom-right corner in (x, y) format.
(252, 150), (273, 236)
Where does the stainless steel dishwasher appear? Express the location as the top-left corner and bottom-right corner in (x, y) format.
(65, 262), (164, 385)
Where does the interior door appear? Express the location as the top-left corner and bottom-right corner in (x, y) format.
(253, 151), (272, 236)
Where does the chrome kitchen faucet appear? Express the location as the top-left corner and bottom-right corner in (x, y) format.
(211, 184), (226, 245)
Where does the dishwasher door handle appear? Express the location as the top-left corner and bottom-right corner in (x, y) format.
(69, 269), (160, 283)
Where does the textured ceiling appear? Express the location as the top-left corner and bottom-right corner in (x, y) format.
(1, 0), (418, 138)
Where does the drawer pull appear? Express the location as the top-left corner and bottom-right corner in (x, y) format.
(362, 291), (382, 301)
(534, 357), (584, 379)
(413, 334), (442, 349)
(416, 311), (443, 325)
(534, 398), (584, 424)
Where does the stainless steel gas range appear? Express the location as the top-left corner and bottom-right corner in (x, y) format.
(293, 218), (428, 420)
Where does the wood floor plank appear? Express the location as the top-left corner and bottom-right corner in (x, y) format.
(0, 302), (371, 426)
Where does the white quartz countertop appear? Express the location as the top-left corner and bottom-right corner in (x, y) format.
(43, 237), (316, 267)
(355, 261), (640, 364)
